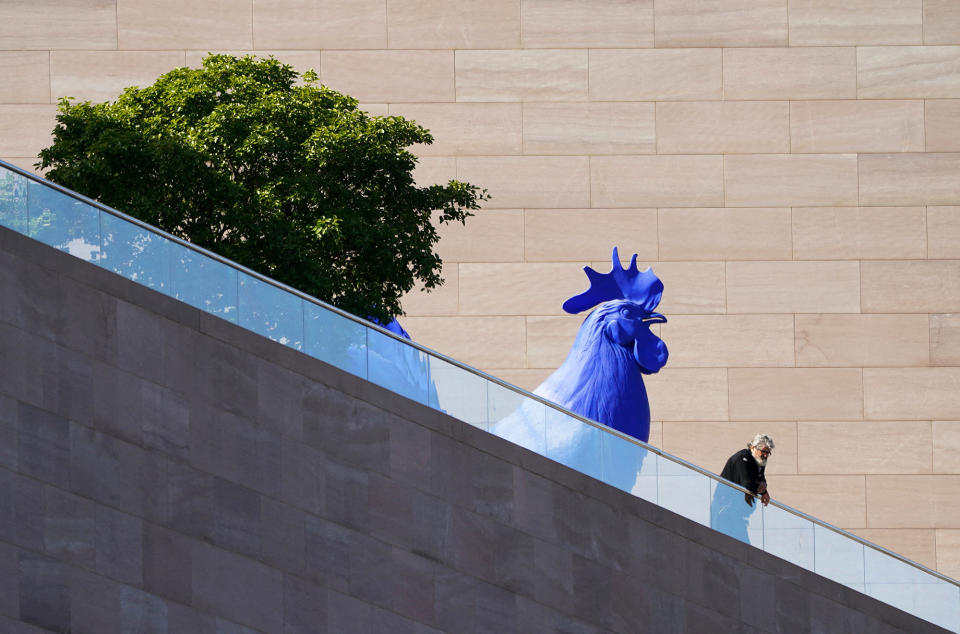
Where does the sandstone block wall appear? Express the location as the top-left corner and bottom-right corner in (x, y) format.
(0, 0), (958, 575)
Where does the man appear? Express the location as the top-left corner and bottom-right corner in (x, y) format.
(720, 434), (774, 506)
(710, 434), (775, 545)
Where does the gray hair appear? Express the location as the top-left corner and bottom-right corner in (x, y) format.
(749, 434), (775, 450)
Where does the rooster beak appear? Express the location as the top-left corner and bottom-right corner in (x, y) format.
(643, 312), (667, 324)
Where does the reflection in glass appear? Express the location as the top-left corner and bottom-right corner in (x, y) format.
(865, 547), (960, 632)
(710, 479), (763, 546)
(28, 180), (100, 263)
(170, 245), (239, 322)
(601, 433), (657, 503)
(546, 409), (601, 481)
(428, 357), (488, 429)
(368, 327), (430, 405)
(762, 504), (814, 570)
(238, 273), (303, 350)
(302, 303), (367, 378)
(0, 167), (28, 233)
(659, 458), (711, 527)
(99, 213), (171, 290)
(814, 524), (864, 590)
(915, 580), (960, 633)
(488, 384), (546, 455)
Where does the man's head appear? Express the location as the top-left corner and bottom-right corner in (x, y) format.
(748, 434), (774, 466)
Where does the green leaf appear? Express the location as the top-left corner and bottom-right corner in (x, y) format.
(37, 54), (488, 323)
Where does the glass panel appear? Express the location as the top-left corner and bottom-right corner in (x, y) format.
(487, 383), (546, 456)
(99, 213), (171, 290)
(600, 433), (657, 503)
(0, 167), (28, 233)
(658, 458), (711, 527)
(546, 409), (601, 481)
(28, 180), (100, 263)
(914, 580), (960, 633)
(170, 244), (239, 322)
(238, 273), (303, 350)
(762, 504), (814, 570)
(710, 478), (763, 546)
(427, 357), (488, 429)
(367, 327), (430, 405)
(814, 524), (864, 591)
(864, 547), (960, 632)
(302, 303), (367, 378)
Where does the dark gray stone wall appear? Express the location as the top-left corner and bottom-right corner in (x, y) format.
(0, 224), (948, 634)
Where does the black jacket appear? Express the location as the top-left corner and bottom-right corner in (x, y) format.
(720, 448), (766, 505)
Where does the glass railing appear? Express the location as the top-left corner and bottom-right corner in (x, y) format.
(1, 158), (957, 631)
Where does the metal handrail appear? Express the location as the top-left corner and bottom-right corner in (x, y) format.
(3, 157), (957, 589)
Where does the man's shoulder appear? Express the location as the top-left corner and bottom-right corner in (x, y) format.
(722, 447), (749, 474)
(723, 448), (748, 464)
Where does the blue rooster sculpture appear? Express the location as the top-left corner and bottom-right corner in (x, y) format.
(492, 247), (668, 451)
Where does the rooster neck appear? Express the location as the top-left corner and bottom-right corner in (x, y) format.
(534, 316), (651, 441)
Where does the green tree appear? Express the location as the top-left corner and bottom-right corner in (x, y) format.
(38, 54), (485, 323)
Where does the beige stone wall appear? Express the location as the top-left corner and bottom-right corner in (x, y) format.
(2, 0), (959, 576)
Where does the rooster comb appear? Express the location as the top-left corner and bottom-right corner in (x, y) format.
(562, 247), (664, 315)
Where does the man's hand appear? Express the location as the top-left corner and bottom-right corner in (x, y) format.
(757, 482), (770, 506)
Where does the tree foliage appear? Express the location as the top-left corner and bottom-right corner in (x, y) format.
(38, 54), (486, 323)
